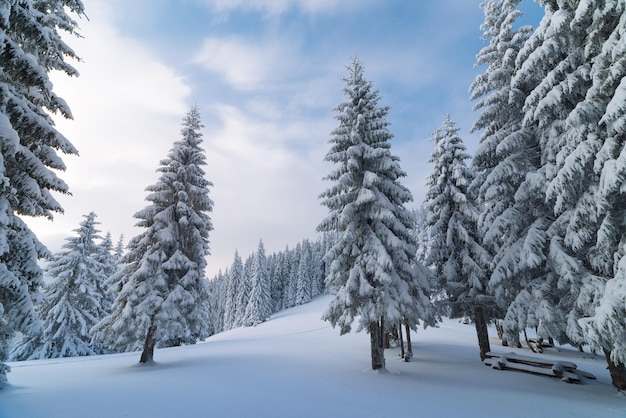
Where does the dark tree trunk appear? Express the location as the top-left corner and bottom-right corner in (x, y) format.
(404, 321), (413, 360)
(495, 319), (504, 340)
(140, 325), (157, 363)
(604, 349), (626, 392)
(369, 320), (385, 370)
(398, 322), (405, 360)
(473, 305), (491, 361)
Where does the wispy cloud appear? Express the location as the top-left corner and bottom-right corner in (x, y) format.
(200, 0), (379, 16)
(193, 36), (299, 91)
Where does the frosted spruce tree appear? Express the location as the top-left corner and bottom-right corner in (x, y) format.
(95, 231), (118, 311)
(469, 0), (533, 347)
(318, 58), (434, 370)
(469, 0), (532, 238)
(470, 0), (561, 348)
(244, 240), (272, 326)
(222, 251), (243, 330)
(424, 116), (492, 360)
(295, 239), (313, 305)
(0, 0), (85, 388)
(92, 107), (214, 363)
(11, 212), (109, 360)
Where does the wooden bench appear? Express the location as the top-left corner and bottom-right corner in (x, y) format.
(483, 352), (596, 383)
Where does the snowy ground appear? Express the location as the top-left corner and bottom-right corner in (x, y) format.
(1, 295), (624, 418)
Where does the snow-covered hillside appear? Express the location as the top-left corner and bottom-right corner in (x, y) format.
(1, 295), (624, 418)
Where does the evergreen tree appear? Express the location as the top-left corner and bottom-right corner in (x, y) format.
(234, 256), (252, 327)
(223, 251), (243, 330)
(318, 58), (434, 370)
(0, 0), (85, 387)
(207, 270), (226, 336)
(270, 251), (287, 313)
(469, 0), (532, 239)
(424, 116), (492, 359)
(285, 245), (300, 309)
(11, 212), (108, 360)
(470, 0), (557, 348)
(95, 231), (117, 311)
(244, 240), (272, 326)
(113, 234), (125, 261)
(92, 107), (214, 363)
(295, 239), (313, 305)
(412, 205), (430, 264)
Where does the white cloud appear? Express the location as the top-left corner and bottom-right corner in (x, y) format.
(193, 36), (299, 91)
(27, 1), (192, 254)
(201, 0), (378, 16)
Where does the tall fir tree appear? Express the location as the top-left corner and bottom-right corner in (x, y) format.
(222, 251), (243, 330)
(234, 256), (252, 327)
(11, 212), (108, 360)
(92, 107), (214, 363)
(0, 0), (85, 388)
(469, 0), (532, 238)
(424, 116), (492, 359)
(318, 58), (434, 370)
(95, 231), (117, 311)
(295, 239), (313, 305)
(244, 240), (272, 326)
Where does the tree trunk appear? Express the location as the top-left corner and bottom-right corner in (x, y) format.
(495, 319), (504, 340)
(604, 349), (626, 392)
(404, 321), (413, 360)
(398, 322), (405, 360)
(140, 325), (157, 363)
(369, 320), (385, 370)
(473, 305), (491, 361)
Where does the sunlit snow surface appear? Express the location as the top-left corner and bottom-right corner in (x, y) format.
(2, 295), (624, 418)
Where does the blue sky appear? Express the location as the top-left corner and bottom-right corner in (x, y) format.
(29, 0), (543, 276)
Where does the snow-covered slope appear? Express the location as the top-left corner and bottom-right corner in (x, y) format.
(1, 295), (624, 418)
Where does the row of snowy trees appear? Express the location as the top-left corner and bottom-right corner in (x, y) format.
(417, 0), (626, 391)
(207, 236), (332, 334)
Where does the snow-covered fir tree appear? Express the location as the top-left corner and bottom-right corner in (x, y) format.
(234, 257), (252, 327)
(269, 251), (287, 313)
(424, 116), (492, 359)
(207, 269), (226, 336)
(318, 58), (434, 370)
(469, 0), (558, 349)
(92, 107), (214, 363)
(0, 0), (85, 388)
(469, 0), (532, 238)
(11, 212), (109, 360)
(222, 251), (243, 331)
(411, 205), (430, 265)
(295, 239), (313, 305)
(244, 240), (272, 326)
(94, 231), (117, 311)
